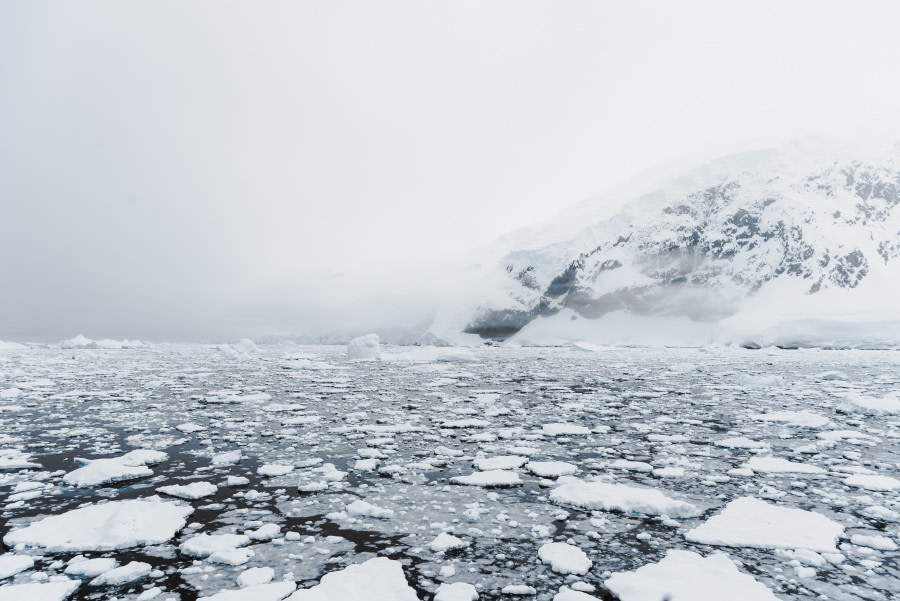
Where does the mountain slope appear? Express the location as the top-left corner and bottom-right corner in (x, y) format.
(455, 140), (900, 346)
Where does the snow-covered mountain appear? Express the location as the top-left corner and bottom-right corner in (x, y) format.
(448, 139), (900, 347)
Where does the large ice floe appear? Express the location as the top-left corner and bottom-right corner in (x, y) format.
(287, 557), (418, 600)
(3, 497), (193, 551)
(2, 344), (899, 600)
(685, 497), (844, 552)
(550, 479), (702, 518)
(606, 550), (780, 600)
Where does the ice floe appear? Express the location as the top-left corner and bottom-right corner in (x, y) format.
(685, 497), (844, 552)
(605, 550), (779, 601)
(4, 497), (193, 551)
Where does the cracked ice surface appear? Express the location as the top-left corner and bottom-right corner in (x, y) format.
(0, 344), (898, 600)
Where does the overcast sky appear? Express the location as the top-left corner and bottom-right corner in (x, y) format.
(2, 1), (900, 341)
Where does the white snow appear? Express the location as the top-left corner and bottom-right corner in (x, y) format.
(685, 497), (844, 552)
(3, 497), (192, 551)
(538, 542), (592, 575)
(550, 480), (701, 518)
(605, 550), (779, 601)
(287, 557), (418, 600)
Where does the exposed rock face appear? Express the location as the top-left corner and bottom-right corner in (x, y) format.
(463, 141), (900, 339)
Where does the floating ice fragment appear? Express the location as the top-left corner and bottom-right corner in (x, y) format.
(538, 542), (591, 575)
(685, 497), (843, 552)
(287, 557), (417, 600)
(605, 549), (779, 600)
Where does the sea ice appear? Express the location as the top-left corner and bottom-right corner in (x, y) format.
(450, 470), (522, 487)
(605, 550), (779, 601)
(550, 480), (701, 518)
(3, 497), (193, 551)
(157, 481), (218, 499)
(180, 533), (251, 558)
(0, 555), (34, 579)
(287, 557), (418, 600)
(684, 497), (844, 552)
(743, 456), (825, 474)
(0, 579), (80, 601)
(537, 542), (592, 575)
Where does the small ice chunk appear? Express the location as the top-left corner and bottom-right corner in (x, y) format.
(435, 581), (478, 601)
(844, 474), (900, 491)
(179, 533), (250, 558)
(248, 524), (281, 541)
(346, 500), (394, 519)
(502, 584), (537, 595)
(237, 566), (275, 587)
(542, 423), (590, 436)
(473, 456), (527, 471)
(430, 533), (469, 553)
(750, 411), (829, 428)
(258, 464), (294, 477)
(526, 461), (577, 478)
(157, 481), (218, 500)
(850, 533), (898, 551)
(64, 557), (118, 577)
(212, 450), (243, 466)
(88, 561), (151, 586)
(176, 422), (207, 433)
(538, 542), (591, 575)
(450, 470), (522, 487)
(209, 547), (255, 566)
(744, 457), (824, 474)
